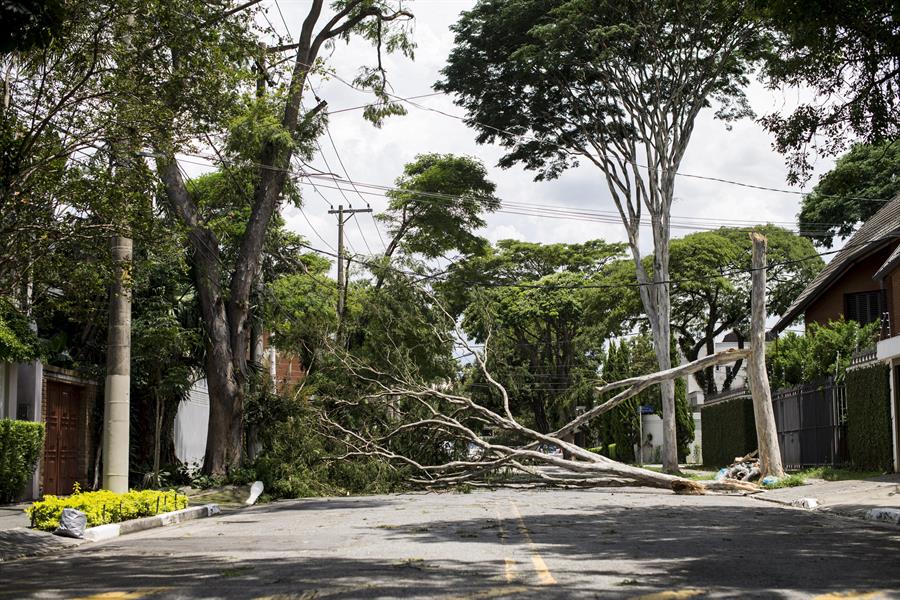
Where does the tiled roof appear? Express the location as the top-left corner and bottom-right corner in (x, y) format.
(773, 192), (900, 332)
(874, 243), (900, 282)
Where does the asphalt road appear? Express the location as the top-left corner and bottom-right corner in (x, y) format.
(2, 487), (899, 599)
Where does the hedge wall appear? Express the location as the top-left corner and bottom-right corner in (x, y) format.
(0, 419), (45, 503)
(700, 396), (757, 468)
(846, 364), (893, 471)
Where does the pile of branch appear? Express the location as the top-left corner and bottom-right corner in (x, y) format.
(325, 340), (761, 495)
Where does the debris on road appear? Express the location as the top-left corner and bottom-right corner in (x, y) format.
(246, 481), (264, 505)
(715, 451), (761, 483)
(791, 498), (819, 509)
(865, 508), (900, 525)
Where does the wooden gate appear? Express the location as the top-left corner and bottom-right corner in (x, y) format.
(43, 381), (84, 496)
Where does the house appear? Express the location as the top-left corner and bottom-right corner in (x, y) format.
(773, 193), (900, 336)
(1, 360), (98, 499)
(686, 331), (749, 408)
(773, 192), (900, 471)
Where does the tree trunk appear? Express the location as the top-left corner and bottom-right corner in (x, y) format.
(648, 219), (679, 473)
(748, 233), (784, 479)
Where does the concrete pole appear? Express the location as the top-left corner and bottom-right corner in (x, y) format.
(748, 232), (785, 479)
(103, 235), (132, 493)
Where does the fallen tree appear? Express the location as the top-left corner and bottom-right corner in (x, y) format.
(314, 233), (783, 494)
(322, 337), (757, 494)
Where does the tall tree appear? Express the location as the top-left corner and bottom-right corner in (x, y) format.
(449, 239), (629, 433)
(437, 0), (765, 471)
(140, 1), (414, 474)
(798, 142), (900, 248)
(752, 0), (900, 183)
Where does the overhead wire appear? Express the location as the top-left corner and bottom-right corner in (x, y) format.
(176, 155), (867, 238)
(312, 68), (893, 204)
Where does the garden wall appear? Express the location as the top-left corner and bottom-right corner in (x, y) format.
(845, 363), (893, 471)
(699, 395), (757, 468)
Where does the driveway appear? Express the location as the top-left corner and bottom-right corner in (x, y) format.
(1, 487), (899, 599)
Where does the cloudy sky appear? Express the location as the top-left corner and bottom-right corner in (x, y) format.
(196, 1), (839, 262)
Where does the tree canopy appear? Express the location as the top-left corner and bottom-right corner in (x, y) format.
(753, 0), (900, 183)
(799, 142), (900, 248)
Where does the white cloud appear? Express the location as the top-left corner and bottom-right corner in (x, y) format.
(259, 3), (838, 267)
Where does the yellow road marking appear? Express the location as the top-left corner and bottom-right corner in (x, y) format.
(442, 586), (530, 600)
(503, 558), (517, 584)
(628, 590), (705, 600)
(509, 501), (556, 585)
(72, 589), (170, 600)
(494, 506), (518, 583)
(812, 593), (886, 599)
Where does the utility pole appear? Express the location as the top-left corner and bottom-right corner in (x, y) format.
(328, 204), (372, 321)
(103, 236), (132, 493)
(103, 13), (135, 493)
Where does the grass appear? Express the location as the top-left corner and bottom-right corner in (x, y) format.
(642, 465), (883, 487)
(642, 466), (718, 480)
(762, 466), (884, 489)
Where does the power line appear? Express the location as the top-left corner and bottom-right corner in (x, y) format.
(177, 155), (867, 237)
(315, 69), (893, 204)
(322, 120), (384, 252)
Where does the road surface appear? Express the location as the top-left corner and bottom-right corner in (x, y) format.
(2, 487), (899, 599)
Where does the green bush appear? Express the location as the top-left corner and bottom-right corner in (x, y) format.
(0, 419), (45, 503)
(846, 363), (893, 471)
(700, 396), (757, 468)
(767, 319), (879, 389)
(27, 486), (188, 531)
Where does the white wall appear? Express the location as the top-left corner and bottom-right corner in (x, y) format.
(175, 378), (209, 471)
(0, 362), (18, 419)
(638, 412), (703, 465)
(687, 339), (748, 404)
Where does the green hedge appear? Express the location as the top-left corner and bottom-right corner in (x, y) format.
(27, 488), (189, 531)
(0, 419), (45, 503)
(700, 396), (757, 468)
(846, 364), (893, 471)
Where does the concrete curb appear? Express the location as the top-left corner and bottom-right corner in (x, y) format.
(751, 494), (900, 528)
(83, 504), (221, 542)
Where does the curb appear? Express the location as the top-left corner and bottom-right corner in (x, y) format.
(0, 504), (221, 562)
(83, 504), (221, 541)
(751, 494), (900, 528)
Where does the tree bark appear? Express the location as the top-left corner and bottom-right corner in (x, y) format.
(748, 233), (784, 479)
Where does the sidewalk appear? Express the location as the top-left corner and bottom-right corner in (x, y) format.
(0, 503), (30, 530)
(756, 474), (900, 521)
(0, 503), (85, 562)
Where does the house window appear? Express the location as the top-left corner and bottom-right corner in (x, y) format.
(844, 290), (884, 326)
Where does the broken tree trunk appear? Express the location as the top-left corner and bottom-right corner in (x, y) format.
(748, 232), (785, 479)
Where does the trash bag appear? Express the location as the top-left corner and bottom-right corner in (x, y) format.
(246, 481), (264, 506)
(53, 508), (87, 539)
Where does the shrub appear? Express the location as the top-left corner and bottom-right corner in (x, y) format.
(0, 419), (45, 503)
(846, 363), (893, 471)
(700, 396), (757, 468)
(767, 319), (879, 389)
(27, 486), (188, 531)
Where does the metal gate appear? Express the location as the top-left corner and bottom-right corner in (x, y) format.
(772, 377), (848, 469)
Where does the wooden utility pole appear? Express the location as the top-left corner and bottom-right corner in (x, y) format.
(328, 205), (372, 321)
(748, 232), (785, 479)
